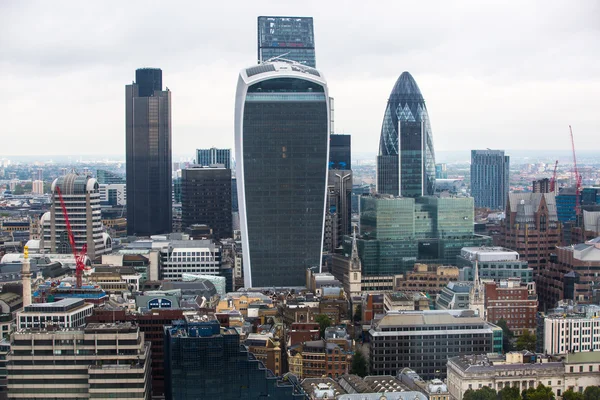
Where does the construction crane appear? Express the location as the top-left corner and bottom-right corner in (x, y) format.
(569, 125), (582, 216)
(55, 186), (87, 288)
(549, 160), (559, 192)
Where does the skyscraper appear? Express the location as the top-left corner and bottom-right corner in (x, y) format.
(329, 134), (351, 170)
(181, 166), (232, 240)
(377, 72), (436, 197)
(257, 16), (316, 67)
(196, 148), (231, 169)
(470, 150), (510, 210)
(235, 61), (330, 288)
(126, 68), (172, 236)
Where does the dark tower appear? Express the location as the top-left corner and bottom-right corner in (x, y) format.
(126, 68), (172, 236)
(377, 72), (436, 197)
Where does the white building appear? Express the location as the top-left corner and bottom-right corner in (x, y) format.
(16, 298), (93, 330)
(31, 180), (44, 195)
(99, 183), (126, 206)
(543, 305), (600, 354)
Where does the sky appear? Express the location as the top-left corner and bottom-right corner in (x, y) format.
(1, 0), (599, 159)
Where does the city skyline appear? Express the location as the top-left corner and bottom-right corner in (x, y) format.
(1, 1), (599, 157)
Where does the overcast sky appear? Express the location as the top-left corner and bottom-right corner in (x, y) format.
(1, 1), (599, 159)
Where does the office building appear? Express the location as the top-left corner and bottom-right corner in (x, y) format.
(329, 134), (351, 170)
(435, 163), (448, 179)
(447, 352), (600, 400)
(533, 178), (551, 193)
(44, 174), (109, 259)
(470, 150), (510, 210)
(164, 319), (305, 400)
(160, 240), (221, 281)
(235, 60), (329, 287)
(16, 298), (93, 329)
(181, 166), (232, 240)
(435, 281), (473, 310)
(394, 264), (459, 295)
(485, 279), (538, 336)
(7, 322), (151, 399)
(540, 303), (600, 354)
(126, 67), (172, 236)
(457, 246), (534, 283)
(96, 169), (125, 184)
(196, 148), (231, 169)
(369, 310), (502, 379)
(99, 183), (126, 206)
(496, 193), (561, 280)
(324, 169), (352, 254)
(377, 72), (436, 197)
(537, 237), (600, 309)
(257, 16), (316, 67)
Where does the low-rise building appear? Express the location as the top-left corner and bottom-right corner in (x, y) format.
(398, 368), (450, 400)
(288, 322), (320, 346)
(541, 303), (600, 354)
(485, 279), (538, 336)
(384, 292), (430, 312)
(436, 281), (473, 310)
(244, 333), (283, 376)
(394, 264), (459, 295)
(287, 339), (349, 379)
(16, 298), (93, 329)
(458, 246), (534, 283)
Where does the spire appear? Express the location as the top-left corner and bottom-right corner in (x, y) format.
(469, 254), (486, 319)
(350, 225), (361, 271)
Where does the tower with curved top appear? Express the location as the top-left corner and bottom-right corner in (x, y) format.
(235, 61), (330, 288)
(377, 72), (436, 197)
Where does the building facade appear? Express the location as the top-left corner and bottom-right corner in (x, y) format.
(377, 72), (435, 197)
(369, 310), (502, 379)
(235, 61), (329, 287)
(329, 134), (351, 170)
(17, 299), (93, 330)
(457, 247), (534, 283)
(394, 264), (459, 295)
(541, 304), (600, 354)
(485, 279), (538, 335)
(47, 174), (108, 259)
(96, 169), (125, 184)
(181, 166), (232, 240)
(470, 150), (510, 210)
(195, 148), (231, 169)
(257, 16), (316, 67)
(126, 67), (172, 236)
(324, 170), (352, 254)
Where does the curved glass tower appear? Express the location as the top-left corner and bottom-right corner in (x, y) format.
(235, 61), (330, 288)
(377, 72), (435, 197)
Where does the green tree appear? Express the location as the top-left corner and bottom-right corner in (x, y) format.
(515, 330), (536, 352)
(353, 304), (362, 323)
(463, 386), (497, 400)
(584, 386), (600, 400)
(315, 314), (332, 338)
(499, 386), (522, 400)
(562, 389), (584, 400)
(522, 384), (555, 400)
(350, 350), (368, 377)
(496, 319), (515, 353)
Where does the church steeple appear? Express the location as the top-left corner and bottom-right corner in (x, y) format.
(469, 255), (486, 319)
(350, 225), (361, 271)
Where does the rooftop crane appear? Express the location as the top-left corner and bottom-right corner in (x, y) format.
(549, 160), (559, 192)
(569, 125), (582, 216)
(55, 186), (87, 288)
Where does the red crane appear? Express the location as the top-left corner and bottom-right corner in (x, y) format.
(570, 125), (582, 216)
(55, 186), (87, 288)
(549, 160), (558, 192)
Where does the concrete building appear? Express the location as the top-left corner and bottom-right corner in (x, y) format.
(447, 351), (600, 400)
(457, 247), (534, 283)
(436, 281), (473, 310)
(383, 292), (430, 312)
(7, 322), (151, 399)
(45, 174), (109, 259)
(16, 298), (93, 329)
(537, 237), (600, 309)
(485, 279), (538, 335)
(31, 180), (44, 195)
(470, 150), (510, 210)
(541, 304), (600, 354)
(394, 264), (459, 295)
(369, 310), (502, 379)
(98, 183), (126, 206)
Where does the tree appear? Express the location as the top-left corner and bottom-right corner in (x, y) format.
(516, 330), (536, 352)
(315, 314), (332, 338)
(562, 389), (584, 400)
(353, 304), (362, 323)
(499, 386), (522, 400)
(350, 350), (368, 377)
(584, 386), (600, 400)
(496, 319), (515, 353)
(522, 384), (555, 400)
(463, 386), (497, 400)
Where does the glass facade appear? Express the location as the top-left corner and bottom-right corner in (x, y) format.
(329, 134), (351, 170)
(470, 150), (510, 210)
(377, 72), (435, 197)
(196, 148), (231, 169)
(258, 16), (316, 67)
(126, 68), (172, 236)
(239, 75), (328, 287)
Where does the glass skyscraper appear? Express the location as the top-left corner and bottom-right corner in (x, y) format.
(125, 68), (172, 236)
(196, 148), (231, 169)
(329, 133), (351, 170)
(470, 150), (510, 210)
(235, 61), (330, 288)
(257, 16), (316, 67)
(377, 72), (436, 197)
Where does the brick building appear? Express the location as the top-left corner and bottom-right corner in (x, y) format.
(287, 340), (349, 379)
(244, 333), (283, 376)
(484, 279), (538, 335)
(288, 322), (320, 346)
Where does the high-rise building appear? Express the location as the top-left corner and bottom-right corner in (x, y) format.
(235, 61), (329, 288)
(533, 178), (551, 193)
(7, 322), (151, 399)
(257, 16), (316, 67)
(470, 150), (510, 210)
(435, 163), (448, 179)
(31, 180), (44, 195)
(196, 148), (231, 169)
(324, 170), (352, 254)
(377, 72), (436, 197)
(44, 174), (109, 259)
(96, 169), (126, 184)
(164, 319), (306, 400)
(329, 134), (351, 170)
(181, 166), (232, 239)
(126, 67), (172, 236)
